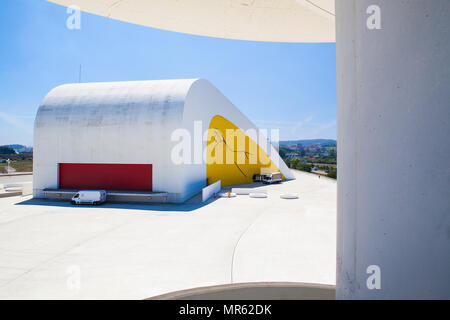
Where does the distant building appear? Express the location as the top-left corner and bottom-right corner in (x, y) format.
(286, 153), (299, 159)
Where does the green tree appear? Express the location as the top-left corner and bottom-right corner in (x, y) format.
(290, 158), (300, 169)
(278, 147), (287, 159)
(295, 163), (312, 173)
(327, 170), (337, 179)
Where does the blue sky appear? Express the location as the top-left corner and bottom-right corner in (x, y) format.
(0, 0), (336, 146)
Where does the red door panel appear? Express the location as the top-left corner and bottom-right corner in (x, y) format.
(59, 163), (152, 191)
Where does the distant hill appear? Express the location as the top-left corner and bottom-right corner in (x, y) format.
(0, 144), (33, 153)
(0, 146), (16, 155)
(279, 139), (336, 147)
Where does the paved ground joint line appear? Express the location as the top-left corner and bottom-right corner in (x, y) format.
(230, 204), (273, 283)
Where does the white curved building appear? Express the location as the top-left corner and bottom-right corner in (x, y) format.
(33, 79), (293, 203)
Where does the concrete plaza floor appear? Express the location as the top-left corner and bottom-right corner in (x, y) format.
(0, 170), (336, 299)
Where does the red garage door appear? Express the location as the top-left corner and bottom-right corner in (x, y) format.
(59, 163), (152, 191)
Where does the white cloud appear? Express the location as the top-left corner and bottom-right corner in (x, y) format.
(291, 115), (314, 135)
(307, 120), (336, 138)
(0, 112), (34, 145)
(251, 116), (336, 140)
(0, 112), (33, 134)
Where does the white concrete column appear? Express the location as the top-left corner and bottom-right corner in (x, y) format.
(336, 0), (450, 299)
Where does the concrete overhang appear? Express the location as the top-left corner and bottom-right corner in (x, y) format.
(48, 0), (335, 42)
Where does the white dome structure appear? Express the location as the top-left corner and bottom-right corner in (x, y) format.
(33, 79), (293, 203)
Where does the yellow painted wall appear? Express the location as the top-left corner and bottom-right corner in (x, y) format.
(206, 115), (283, 186)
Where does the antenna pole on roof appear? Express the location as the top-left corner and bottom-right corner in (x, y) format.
(79, 64), (82, 83)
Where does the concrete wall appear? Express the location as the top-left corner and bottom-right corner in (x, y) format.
(336, 0), (450, 299)
(202, 180), (221, 202)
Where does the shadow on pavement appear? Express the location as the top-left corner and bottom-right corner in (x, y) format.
(14, 196), (218, 213)
(14, 181), (275, 212)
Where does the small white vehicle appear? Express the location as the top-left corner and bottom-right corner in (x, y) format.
(262, 172), (282, 184)
(71, 190), (107, 205)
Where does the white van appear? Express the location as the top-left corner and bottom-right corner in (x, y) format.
(71, 190), (107, 205)
(262, 172), (282, 184)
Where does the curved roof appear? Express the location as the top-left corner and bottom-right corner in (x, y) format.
(35, 79), (197, 130)
(49, 0), (335, 42)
